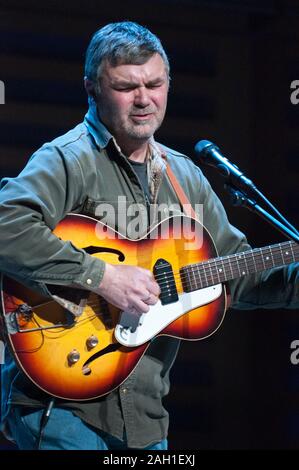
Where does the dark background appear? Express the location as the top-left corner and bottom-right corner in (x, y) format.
(0, 0), (299, 449)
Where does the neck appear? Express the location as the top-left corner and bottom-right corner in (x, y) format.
(118, 140), (150, 163)
(128, 143), (150, 163)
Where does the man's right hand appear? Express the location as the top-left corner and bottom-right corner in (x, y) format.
(95, 263), (161, 315)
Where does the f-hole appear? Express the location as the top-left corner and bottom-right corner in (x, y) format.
(83, 246), (125, 262)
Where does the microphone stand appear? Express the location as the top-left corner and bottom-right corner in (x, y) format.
(224, 184), (299, 244)
(194, 139), (298, 242)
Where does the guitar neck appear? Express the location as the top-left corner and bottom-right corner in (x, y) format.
(182, 240), (299, 292)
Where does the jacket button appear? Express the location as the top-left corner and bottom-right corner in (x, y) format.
(86, 278), (92, 285)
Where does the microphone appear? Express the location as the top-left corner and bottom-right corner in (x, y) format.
(194, 140), (257, 194)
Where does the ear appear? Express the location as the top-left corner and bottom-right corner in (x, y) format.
(84, 77), (96, 98)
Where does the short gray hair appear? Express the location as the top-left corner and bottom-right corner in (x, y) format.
(84, 21), (170, 84)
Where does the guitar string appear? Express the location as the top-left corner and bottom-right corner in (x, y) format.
(31, 255), (296, 317)
(153, 243), (298, 284)
(21, 242), (294, 330)
(27, 244), (286, 318)
(155, 254), (296, 290)
(155, 261), (298, 292)
(28, 246), (298, 312)
(154, 241), (297, 276)
(26, 243), (298, 310)
(154, 254), (297, 286)
(154, 258), (292, 292)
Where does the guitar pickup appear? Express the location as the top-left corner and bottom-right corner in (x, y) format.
(154, 258), (178, 305)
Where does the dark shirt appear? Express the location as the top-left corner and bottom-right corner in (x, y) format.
(129, 160), (151, 203)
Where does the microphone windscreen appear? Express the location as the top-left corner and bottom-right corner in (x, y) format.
(194, 140), (214, 156)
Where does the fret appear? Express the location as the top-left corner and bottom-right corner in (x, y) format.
(251, 250), (258, 273)
(185, 266), (192, 291)
(233, 252), (247, 278)
(285, 244), (293, 262)
(227, 256), (234, 281)
(260, 247), (266, 270)
(201, 263), (209, 288)
(276, 243), (286, 266)
(207, 261), (215, 286)
(188, 267), (195, 290)
(211, 258), (222, 284)
(197, 267), (203, 289)
(182, 240), (299, 293)
(281, 244), (291, 263)
(289, 243), (296, 263)
(216, 258), (225, 283)
(213, 257), (222, 284)
(191, 268), (199, 289)
(269, 245), (276, 268)
(274, 244), (285, 265)
(261, 247), (273, 270)
(234, 253), (242, 278)
(192, 265), (203, 290)
(237, 252), (249, 277)
(282, 244), (291, 263)
(217, 255), (228, 282)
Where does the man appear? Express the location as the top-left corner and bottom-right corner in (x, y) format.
(0, 21), (298, 450)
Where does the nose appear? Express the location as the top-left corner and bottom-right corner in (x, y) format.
(134, 87), (150, 107)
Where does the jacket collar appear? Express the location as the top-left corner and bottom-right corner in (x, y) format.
(84, 101), (112, 150)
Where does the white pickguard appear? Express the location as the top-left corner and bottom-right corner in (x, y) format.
(114, 283), (222, 347)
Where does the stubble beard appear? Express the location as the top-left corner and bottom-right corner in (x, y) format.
(123, 111), (165, 142)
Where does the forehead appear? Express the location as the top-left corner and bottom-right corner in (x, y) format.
(100, 53), (168, 83)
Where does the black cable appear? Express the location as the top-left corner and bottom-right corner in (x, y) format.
(37, 398), (55, 450)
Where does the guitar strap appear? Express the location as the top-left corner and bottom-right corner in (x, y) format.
(156, 143), (198, 219)
(165, 163), (198, 220)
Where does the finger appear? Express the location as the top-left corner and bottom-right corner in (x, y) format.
(149, 281), (161, 297)
(145, 294), (159, 306)
(140, 267), (154, 279)
(132, 298), (150, 314)
(142, 291), (151, 302)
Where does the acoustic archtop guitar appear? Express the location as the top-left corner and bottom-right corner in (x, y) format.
(1, 213), (298, 400)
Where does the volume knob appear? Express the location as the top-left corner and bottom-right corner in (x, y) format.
(67, 349), (80, 365)
(86, 335), (99, 350)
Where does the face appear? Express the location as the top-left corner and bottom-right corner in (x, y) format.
(94, 53), (169, 150)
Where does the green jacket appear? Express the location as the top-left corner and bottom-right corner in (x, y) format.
(0, 102), (298, 448)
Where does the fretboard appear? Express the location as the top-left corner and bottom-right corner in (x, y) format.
(181, 241), (299, 292)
